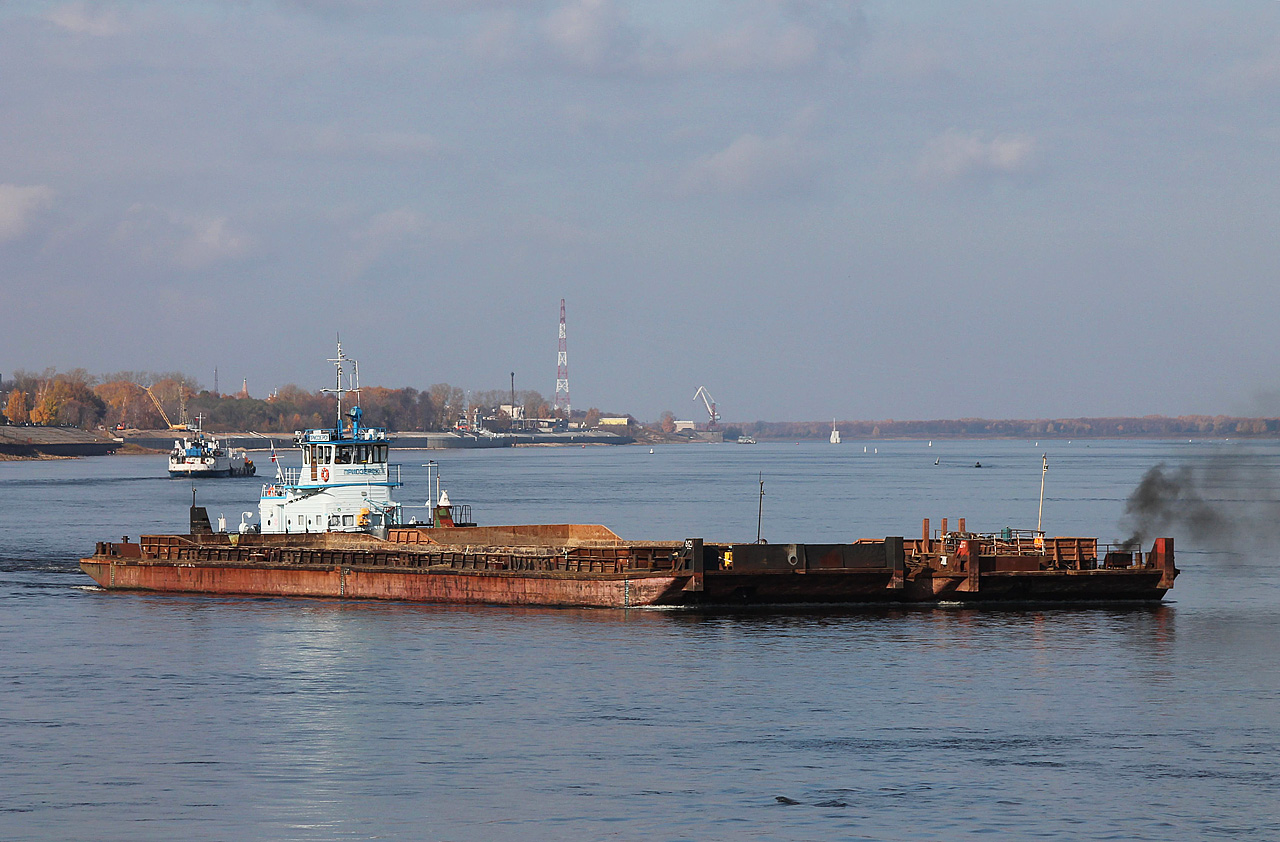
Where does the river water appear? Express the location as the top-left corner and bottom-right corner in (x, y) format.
(2, 439), (1278, 841)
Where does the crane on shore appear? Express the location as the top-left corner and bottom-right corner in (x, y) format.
(144, 385), (191, 432)
(693, 386), (720, 430)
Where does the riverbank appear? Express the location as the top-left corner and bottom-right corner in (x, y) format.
(0, 427), (121, 457)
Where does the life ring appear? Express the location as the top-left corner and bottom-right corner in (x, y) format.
(321, 468), (330, 482)
(266, 485), (277, 496)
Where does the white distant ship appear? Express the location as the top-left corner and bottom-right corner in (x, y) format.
(830, 419), (841, 445)
(168, 420), (256, 478)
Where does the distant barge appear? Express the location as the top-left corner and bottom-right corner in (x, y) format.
(78, 345), (1178, 607)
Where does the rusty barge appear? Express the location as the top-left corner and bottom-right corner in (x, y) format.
(80, 517), (1177, 607)
(78, 346), (1178, 607)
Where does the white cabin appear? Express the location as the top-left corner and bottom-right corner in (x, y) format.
(257, 345), (402, 536)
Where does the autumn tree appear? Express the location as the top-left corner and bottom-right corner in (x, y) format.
(95, 381), (158, 429)
(29, 379), (105, 428)
(4, 389), (30, 424)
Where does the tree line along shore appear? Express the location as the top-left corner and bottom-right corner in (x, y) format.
(2, 369), (1278, 439)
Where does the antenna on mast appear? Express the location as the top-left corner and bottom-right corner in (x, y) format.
(321, 336), (359, 432)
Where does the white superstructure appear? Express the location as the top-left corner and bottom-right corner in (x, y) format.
(257, 343), (402, 535)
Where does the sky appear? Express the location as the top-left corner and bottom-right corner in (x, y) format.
(3, 0), (1280, 422)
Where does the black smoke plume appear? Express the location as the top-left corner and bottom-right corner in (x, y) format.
(1120, 458), (1280, 553)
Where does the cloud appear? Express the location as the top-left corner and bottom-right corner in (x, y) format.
(341, 208), (429, 280)
(915, 129), (1038, 184)
(44, 2), (128, 37)
(353, 208), (427, 245)
(518, 0), (864, 75)
(668, 2), (866, 74)
(677, 132), (818, 197)
(670, 21), (821, 73)
(174, 216), (253, 270)
(1218, 49), (1280, 96)
(541, 0), (637, 71)
(112, 205), (252, 271)
(0, 184), (55, 242)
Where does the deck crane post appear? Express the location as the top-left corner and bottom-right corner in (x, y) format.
(693, 386), (720, 430)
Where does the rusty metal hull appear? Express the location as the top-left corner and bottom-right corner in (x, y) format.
(78, 560), (688, 608)
(79, 558), (1173, 607)
(78, 526), (1178, 608)
(902, 569), (1172, 603)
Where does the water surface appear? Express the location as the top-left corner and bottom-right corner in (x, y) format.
(2, 439), (1277, 840)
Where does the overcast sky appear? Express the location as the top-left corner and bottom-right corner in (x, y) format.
(3, 1), (1279, 422)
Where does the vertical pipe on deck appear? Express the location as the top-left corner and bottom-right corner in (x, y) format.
(1153, 537), (1177, 589)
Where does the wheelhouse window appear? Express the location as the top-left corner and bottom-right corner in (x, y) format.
(335, 446), (353, 464)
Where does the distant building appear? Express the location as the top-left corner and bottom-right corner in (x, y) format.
(674, 420), (696, 432)
(599, 417), (631, 427)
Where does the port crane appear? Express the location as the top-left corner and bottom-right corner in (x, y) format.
(693, 386), (720, 430)
(144, 385), (191, 432)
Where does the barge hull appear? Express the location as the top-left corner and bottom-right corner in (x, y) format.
(78, 528), (1177, 608)
(79, 560), (687, 608)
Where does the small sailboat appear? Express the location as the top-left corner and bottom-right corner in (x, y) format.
(830, 418), (841, 445)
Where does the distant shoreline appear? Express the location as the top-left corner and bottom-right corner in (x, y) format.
(732, 415), (1280, 441)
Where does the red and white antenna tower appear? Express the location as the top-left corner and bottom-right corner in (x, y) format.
(555, 298), (570, 416)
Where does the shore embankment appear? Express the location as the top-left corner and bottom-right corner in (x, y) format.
(0, 427), (121, 458)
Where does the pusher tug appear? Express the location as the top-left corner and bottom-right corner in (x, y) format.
(254, 343), (418, 536)
(81, 346), (1177, 608)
